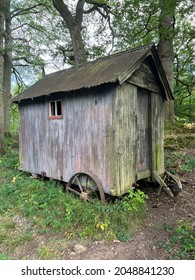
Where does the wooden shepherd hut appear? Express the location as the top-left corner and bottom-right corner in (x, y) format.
(13, 43), (174, 202)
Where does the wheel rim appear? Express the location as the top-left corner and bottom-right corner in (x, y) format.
(66, 172), (105, 203)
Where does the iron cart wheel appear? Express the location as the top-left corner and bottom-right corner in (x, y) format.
(66, 172), (105, 203)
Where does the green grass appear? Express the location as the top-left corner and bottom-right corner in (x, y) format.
(0, 135), (148, 258)
(159, 220), (195, 260)
(0, 177), (147, 241)
(165, 150), (195, 174)
(0, 253), (10, 260)
(164, 119), (195, 172)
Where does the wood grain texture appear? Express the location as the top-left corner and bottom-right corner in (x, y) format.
(137, 89), (150, 172)
(113, 83), (137, 195)
(151, 92), (164, 174)
(129, 60), (161, 93)
(19, 86), (114, 194)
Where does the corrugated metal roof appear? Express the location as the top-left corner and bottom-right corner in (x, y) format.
(12, 43), (173, 102)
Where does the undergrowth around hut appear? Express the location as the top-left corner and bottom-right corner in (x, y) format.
(158, 221), (195, 260)
(0, 135), (147, 259)
(164, 119), (195, 175)
(162, 120), (195, 260)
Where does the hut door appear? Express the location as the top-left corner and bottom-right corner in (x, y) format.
(137, 89), (150, 173)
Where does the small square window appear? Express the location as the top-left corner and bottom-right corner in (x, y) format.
(49, 100), (62, 119)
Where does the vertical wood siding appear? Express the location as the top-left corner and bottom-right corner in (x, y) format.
(137, 89), (150, 173)
(20, 86), (114, 194)
(19, 97), (47, 174)
(113, 83), (137, 196)
(151, 92), (164, 174)
(61, 86), (114, 194)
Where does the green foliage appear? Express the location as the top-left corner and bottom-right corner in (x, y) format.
(164, 119), (195, 150)
(165, 150), (195, 173)
(112, 0), (195, 122)
(10, 104), (19, 133)
(0, 253), (10, 260)
(121, 189), (148, 214)
(86, 0), (109, 6)
(175, 104), (195, 123)
(160, 220), (195, 259)
(173, 9), (195, 122)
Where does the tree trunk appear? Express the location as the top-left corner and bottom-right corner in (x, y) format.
(3, 0), (12, 135)
(70, 24), (87, 66)
(0, 1), (5, 154)
(157, 0), (176, 121)
(52, 0), (87, 65)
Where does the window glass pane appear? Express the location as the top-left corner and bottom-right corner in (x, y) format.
(57, 101), (62, 115)
(50, 101), (55, 116)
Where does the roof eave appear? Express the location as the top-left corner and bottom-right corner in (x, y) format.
(118, 46), (153, 85)
(150, 46), (174, 101)
(118, 45), (174, 101)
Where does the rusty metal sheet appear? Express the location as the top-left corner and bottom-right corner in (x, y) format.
(13, 44), (157, 103)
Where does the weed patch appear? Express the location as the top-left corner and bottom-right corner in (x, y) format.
(165, 120), (195, 135)
(38, 244), (52, 260)
(164, 120), (195, 150)
(159, 220), (195, 259)
(164, 150), (195, 174)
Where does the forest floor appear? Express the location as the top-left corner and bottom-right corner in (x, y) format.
(5, 148), (195, 260)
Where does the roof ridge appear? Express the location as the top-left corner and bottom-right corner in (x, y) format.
(43, 43), (154, 76)
(77, 42), (154, 68)
(14, 42), (169, 104)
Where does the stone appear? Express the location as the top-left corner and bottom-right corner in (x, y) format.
(73, 244), (87, 254)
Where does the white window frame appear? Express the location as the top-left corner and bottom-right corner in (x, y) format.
(48, 100), (62, 119)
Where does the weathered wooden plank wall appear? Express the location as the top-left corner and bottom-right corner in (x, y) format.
(151, 92), (164, 174)
(137, 89), (150, 173)
(19, 97), (47, 174)
(128, 57), (165, 179)
(20, 86), (114, 194)
(113, 83), (137, 196)
(129, 59), (161, 94)
(61, 86), (114, 194)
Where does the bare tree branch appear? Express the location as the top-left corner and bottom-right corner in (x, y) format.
(83, 6), (96, 14)
(12, 22), (46, 33)
(12, 66), (28, 88)
(11, 4), (44, 19)
(13, 56), (44, 66)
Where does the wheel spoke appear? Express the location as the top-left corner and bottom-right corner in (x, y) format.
(71, 176), (76, 185)
(67, 172), (105, 203)
(75, 175), (84, 192)
(86, 175), (89, 189)
(66, 187), (81, 197)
